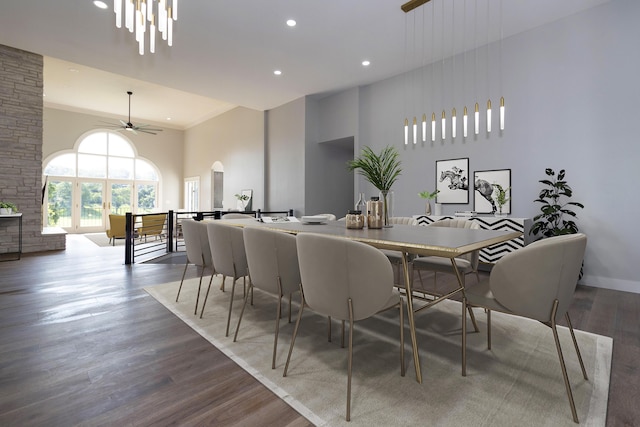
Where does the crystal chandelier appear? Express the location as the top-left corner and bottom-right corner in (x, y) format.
(114, 0), (178, 55)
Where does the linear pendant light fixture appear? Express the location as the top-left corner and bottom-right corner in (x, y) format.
(399, 0), (506, 145)
(114, 0), (178, 55)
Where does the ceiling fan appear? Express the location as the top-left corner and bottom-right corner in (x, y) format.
(100, 91), (163, 135)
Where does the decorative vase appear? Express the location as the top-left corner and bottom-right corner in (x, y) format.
(366, 197), (383, 229)
(425, 201), (431, 215)
(0, 208), (11, 215)
(380, 190), (393, 228)
(494, 206), (507, 217)
(434, 203), (442, 216)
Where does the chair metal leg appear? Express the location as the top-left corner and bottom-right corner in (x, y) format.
(199, 272), (216, 318)
(399, 298), (405, 377)
(225, 279), (238, 337)
(273, 295), (282, 369)
(194, 265), (206, 315)
(462, 297), (467, 376)
(288, 293), (292, 323)
(565, 313), (588, 380)
(271, 280), (284, 369)
(550, 301), (579, 423)
(233, 283), (252, 342)
(346, 298), (354, 422)
(176, 260), (189, 302)
(284, 285), (305, 377)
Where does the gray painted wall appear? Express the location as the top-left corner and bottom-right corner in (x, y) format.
(266, 98), (306, 216)
(318, 0), (639, 292)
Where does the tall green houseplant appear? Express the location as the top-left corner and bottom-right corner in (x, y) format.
(530, 168), (584, 240)
(348, 145), (402, 227)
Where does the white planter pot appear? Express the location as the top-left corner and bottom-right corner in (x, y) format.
(0, 208), (12, 215)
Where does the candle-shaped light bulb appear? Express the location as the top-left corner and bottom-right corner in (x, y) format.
(500, 96), (505, 131)
(404, 118), (409, 145)
(441, 110), (446, 140)
(431, 112), (436, 142)
(487, 99), (492, 133)
(474, 102), (480, 135)
(422, 114), (427, 142)
(452, 108), (457, 139)
(412, 117), (417, 145)
(463, 106), (468, 138)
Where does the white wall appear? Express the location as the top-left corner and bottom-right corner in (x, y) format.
(184, 107), (264, 211)
(43, 107), (184, 212)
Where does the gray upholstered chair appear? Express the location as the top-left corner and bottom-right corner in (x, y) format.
(412, 218), (482, 292)
(463, 233), (588, 423)
(202, 221), (249, 336)
(284, 233), (405, 421)
(176, 219), (214, 315)
(234, 226), (301, 369)
(222, 213), (255, 219)
(312, 213), (337, 221)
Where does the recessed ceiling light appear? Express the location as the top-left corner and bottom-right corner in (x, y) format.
(286, 19), (297, 27)
(274, 70), (282, 76)
(166, 117), (172, 121)
(68, 68), (79, 73)
(362, 60), (371, 66)
(93, 1), (108, 9)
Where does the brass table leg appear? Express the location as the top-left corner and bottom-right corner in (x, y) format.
(402, 253), (422, 383)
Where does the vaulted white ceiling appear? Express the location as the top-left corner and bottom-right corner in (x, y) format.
(0, 0), (611, 129)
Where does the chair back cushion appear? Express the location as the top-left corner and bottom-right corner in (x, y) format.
(107, 214), (127, 239)
(389, 216), (418, 226)
(181, 219), (212, 267)
(296, 233), (394, 321)
(140, 214), (166, 235)
(428, 219), (481, 268)
(243, 226), (300, 296)
(490, 233), (587, 322)
(207, 221), (248, 279)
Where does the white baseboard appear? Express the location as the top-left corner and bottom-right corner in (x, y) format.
(580, 274), (640, 294)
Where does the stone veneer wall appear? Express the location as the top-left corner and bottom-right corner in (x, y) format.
(0, 44), (65, 254)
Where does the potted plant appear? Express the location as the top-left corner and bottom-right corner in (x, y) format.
(418, 189), (439, 215)
(530, 168), (584, 239)
(492, 184), (510, 217)
(348, 145), (402, 227)
(0, 201), (17, 215)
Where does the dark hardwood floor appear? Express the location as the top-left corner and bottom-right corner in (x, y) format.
(0, 234), (638, 426)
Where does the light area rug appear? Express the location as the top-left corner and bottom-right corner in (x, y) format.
(145, 276), (611, 427)
(83, 233), (124, 247)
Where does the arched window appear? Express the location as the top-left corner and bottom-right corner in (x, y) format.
(43, 131), (161, 232)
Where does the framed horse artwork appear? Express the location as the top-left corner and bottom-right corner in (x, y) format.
(473, 169), (511, 214)
(435, 158), (469, 204)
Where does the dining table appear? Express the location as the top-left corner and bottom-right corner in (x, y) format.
(217, 217), (522, 384)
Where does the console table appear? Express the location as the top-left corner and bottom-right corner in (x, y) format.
(0, 213), (23, 261)
(414, 215), (531, 264)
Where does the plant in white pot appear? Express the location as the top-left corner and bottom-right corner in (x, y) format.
(348, 145), (402, 227)
(0, 201), (17, 215)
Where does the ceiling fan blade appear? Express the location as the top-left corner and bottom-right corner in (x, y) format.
(138, 129), (158, 135)
(120, 119), (128, 127)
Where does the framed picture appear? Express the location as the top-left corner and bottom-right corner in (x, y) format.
(473, 169), (511, 214)
(436, 158), (469, 204)
(237, 189), (253, 211)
